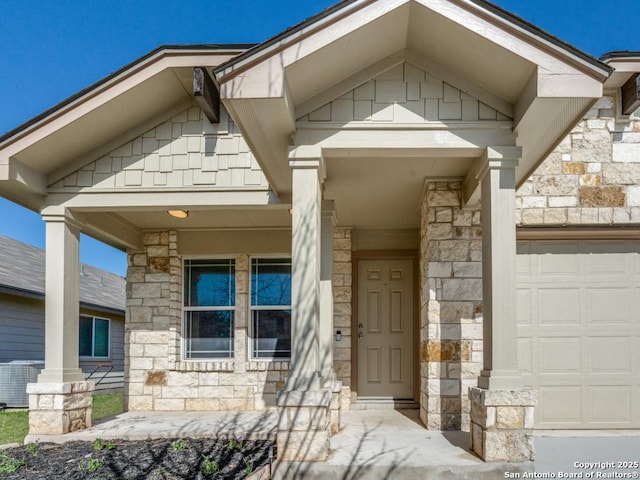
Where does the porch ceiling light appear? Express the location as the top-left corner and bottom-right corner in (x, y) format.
(168, 209), (189, 219)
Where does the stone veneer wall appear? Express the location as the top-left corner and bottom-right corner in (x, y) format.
(517, 96), (640, 224)
(420, 181), (483, 431)
(332, 227), (353, 407)
(125, 231), (289, 412)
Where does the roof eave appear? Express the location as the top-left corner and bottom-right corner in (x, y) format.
(0, 44), (253, 147)
(215, 0), (612, 83)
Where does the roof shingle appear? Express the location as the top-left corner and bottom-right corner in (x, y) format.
(0, 235), (125, 312)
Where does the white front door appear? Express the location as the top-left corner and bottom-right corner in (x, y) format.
(357, 258), (414, 399)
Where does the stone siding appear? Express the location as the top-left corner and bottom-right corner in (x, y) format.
(297, 62), (508, 124)
(420, 181), (483, 431)
(469, 387), (537, 462)
(125, 231), (289, 412)
(51, 106), (268, 191)
(27, 381), (94, 435)
(332, 227), (353, 407)
(517, 96), (640, 224)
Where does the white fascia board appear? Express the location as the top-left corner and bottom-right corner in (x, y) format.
(218, 0), (405, 90)
(82, 212), (142, 251)
(216, 0), (376, 79)
(0, 157), (47, 194)
(434, 0), (610, 81)
(515, 68), (602, 130)
(294, 124), (515, 152)
(44, 189), (285, 210)
(537, 70), (603, 98)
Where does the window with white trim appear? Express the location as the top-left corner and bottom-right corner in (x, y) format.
(250, 258), (291, 358)
(183, 259), (235, 359)
(79, 315), (110, 358)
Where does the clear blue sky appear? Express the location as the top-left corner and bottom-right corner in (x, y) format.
(0, 0), (635, 277)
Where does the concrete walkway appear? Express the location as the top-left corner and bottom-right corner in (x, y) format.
(25, 410), (278, 444)
(273, 409), (531, 479)
(24, 408), (640, 479)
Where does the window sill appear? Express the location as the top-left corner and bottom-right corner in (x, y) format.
(246, 360), (291, 371)
(171, 360), (235, 372)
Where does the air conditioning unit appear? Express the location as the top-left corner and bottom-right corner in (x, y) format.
(0, 361), (44, 408)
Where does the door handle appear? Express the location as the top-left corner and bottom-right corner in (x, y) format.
(359, 333), (364, 339)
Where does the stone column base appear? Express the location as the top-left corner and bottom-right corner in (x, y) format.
(277, 389), (331, 462)
(469, 387), (537, 462)
(27, 381), (95, 435)
(329, 380), (343, 434)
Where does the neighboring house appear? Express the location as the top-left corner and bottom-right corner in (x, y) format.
(0, 0), (638, 463)
(0, 235), (125, 378)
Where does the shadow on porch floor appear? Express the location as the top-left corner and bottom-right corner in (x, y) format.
(273, 409), (533, 479)
(26, 408), (533, 479)
(25, 410), (278, 444)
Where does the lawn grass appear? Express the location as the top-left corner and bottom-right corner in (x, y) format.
(0, 391), (124, 445)
(0, 409), (29, 445)
(92, 391), (124, 421)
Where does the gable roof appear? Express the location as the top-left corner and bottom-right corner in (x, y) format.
(0, 235), (125, 314)
(0, 44), (254, 145)
(215, 0), (609, 80)
(0, 45), (251, 212)
(215, 0), (612, 199)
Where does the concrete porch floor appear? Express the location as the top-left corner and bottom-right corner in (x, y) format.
(24, 408), (640, 479)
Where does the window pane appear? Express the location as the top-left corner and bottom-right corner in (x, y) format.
(252, 310), (291, 358)
(251, 259), (291, 306)
(79, 316), (93, 356)
(185, 260), (235, 307)
(93, 319), (110, 357)
(185, 310), (234, 359)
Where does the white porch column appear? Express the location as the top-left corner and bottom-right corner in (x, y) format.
(26, 211), (94, 438)
(277, 148), (331, 462)
(477, 147), (522, 390)
(469, 147), (537, 462)
(285, 148), (325, 391)
(320, 200), (336, 385)
(38, 213), (85, 384)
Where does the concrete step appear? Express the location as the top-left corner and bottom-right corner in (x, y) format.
(350, 399), (419, 410)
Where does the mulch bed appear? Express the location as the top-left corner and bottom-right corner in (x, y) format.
(1, 437), (274, 479)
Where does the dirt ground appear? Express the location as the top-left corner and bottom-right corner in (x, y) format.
(1, 437), (274, 479)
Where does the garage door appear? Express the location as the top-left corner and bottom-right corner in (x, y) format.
(517, 240), (640, 429)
